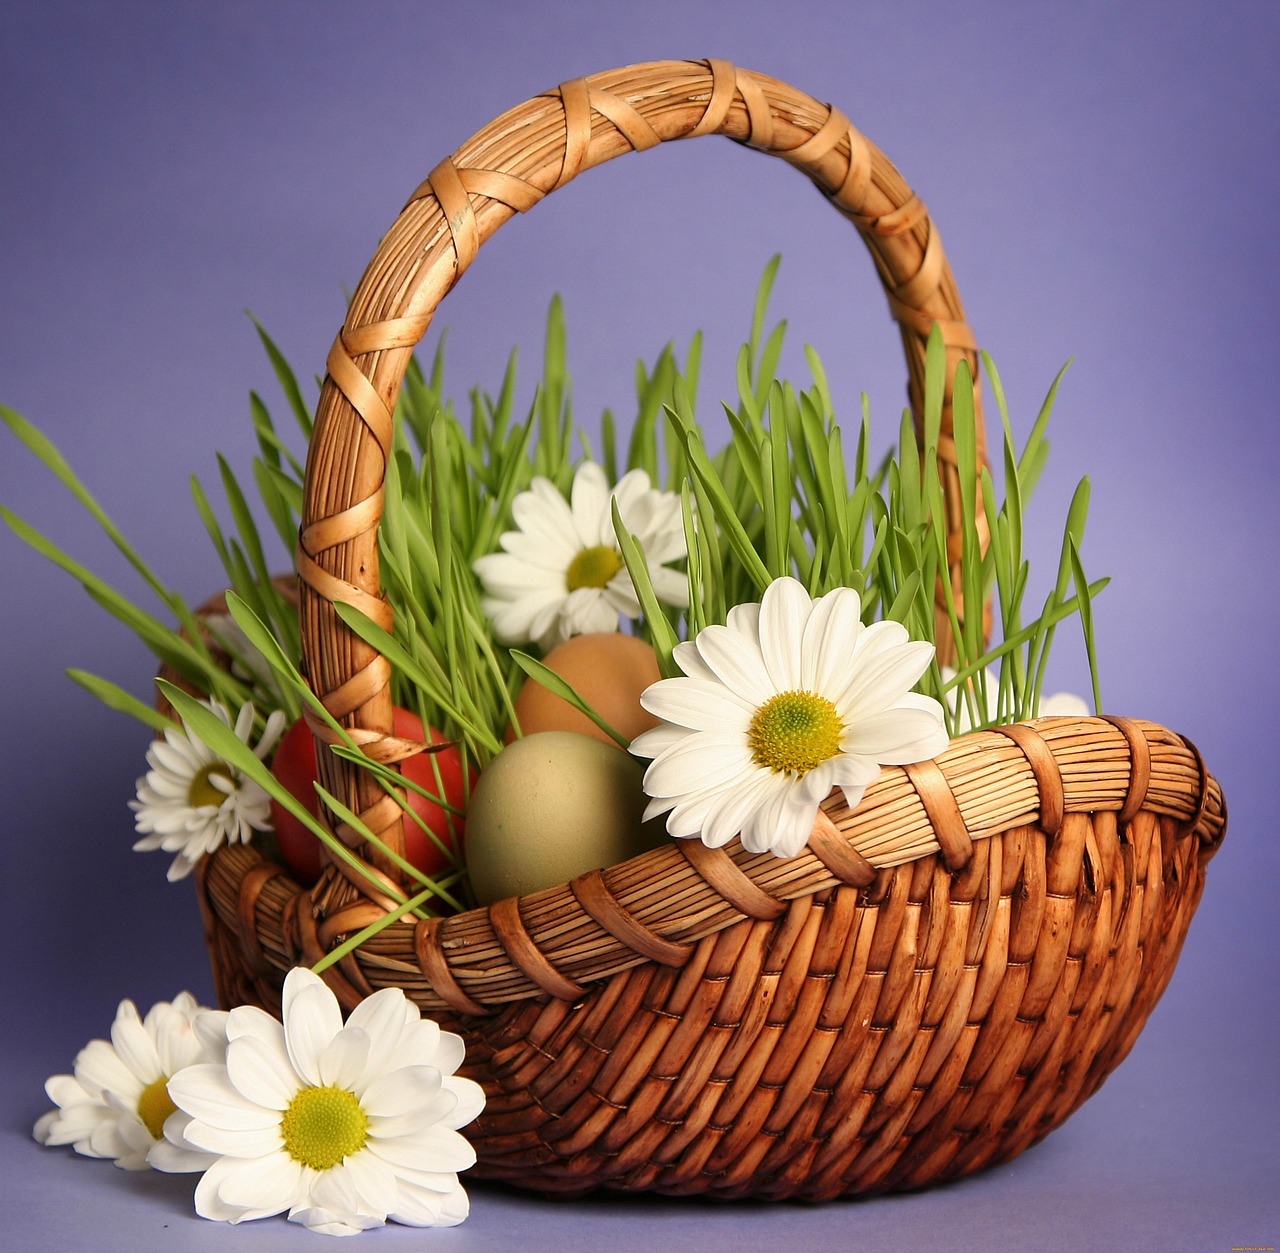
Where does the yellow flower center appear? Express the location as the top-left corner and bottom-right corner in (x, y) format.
(137, 1077), (177, 1141)
(187, 763), (230, 809)
(281, 1085), (369, 1170)
(748, 690), (845, 776)
(566, 544), (623, 591)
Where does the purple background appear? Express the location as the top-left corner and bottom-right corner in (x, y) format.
(2, 1), (1277, 1248)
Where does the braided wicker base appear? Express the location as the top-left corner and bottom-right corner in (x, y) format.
(197, 718), (1224, 1199)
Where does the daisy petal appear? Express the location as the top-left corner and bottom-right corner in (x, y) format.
(746, 784), (817, 858)
(318, 1027), (372, 1090)
(565, 587), (623, 636)
(217, 1149), (305, 1213)
(670, 639), (717, 683)
(695, 769), (779, 848)
(361, 1065), (443, 1119)
(74, 1038), (139, 1099)
(842, 706), (950, 762)
(225, 1004), (286, 1051)
(642, 736), (754, 799)
(167, 1064), (282, 1134)
(304, 1162), (381, 1228)
(282, 970), (344, 1087)
(801, 586), (864, 694)
(343, 1150), (402, 1216)
(570, 460), (611, 542)
(443, 1077), (486, 1129)
(627, 722), (689, 760)
(757, 577), (808, 690)
(640, 678), (753, 730)
(288, 1208), (379, 1237)
(225, 1034), (297, 1110)
(367, 1123), (478, 1173)
(109, 1002), (162, 1084)
(648, 564), (690, 608)
(834, 637), (936, 718)
(390, 1176), (471, 1227)
(693, 624), (773, 706)
(1042, 690), (1089, 716)
(147, 1111), (217, 1173)
(725, 600), (761, 637)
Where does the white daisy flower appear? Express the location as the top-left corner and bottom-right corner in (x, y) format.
(473, 460), (687, 651)
(131, 699), (286, 881)
(156, 966), (485, 1237)
(33, 991), (219, 1172)
(941, 665), (1090, 734)
(630, 576), (949, 859)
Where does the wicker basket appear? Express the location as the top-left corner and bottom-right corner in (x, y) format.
(194, 59), (1226, 1200)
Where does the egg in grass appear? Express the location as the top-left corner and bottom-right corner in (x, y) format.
(465, 730), (667, 903)
(511, 632), (662, 746)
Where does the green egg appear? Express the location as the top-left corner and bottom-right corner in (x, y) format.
(465, 731), (668, 904)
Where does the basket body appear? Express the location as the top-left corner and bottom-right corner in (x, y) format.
(198, 720), (1224, 1199)
(192, 60), (1227, 1200)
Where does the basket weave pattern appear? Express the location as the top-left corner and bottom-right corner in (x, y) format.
(194, 59), (1225, 1199)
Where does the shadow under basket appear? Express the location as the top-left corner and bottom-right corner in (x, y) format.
(192, 60), (1226, 1200)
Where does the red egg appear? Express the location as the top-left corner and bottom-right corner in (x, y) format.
(269, 707), (468, 885)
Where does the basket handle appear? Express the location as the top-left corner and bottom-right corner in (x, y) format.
(299, 58), (985, 887)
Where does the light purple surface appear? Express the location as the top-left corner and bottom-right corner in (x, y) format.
(2, 2), (1277, 1249)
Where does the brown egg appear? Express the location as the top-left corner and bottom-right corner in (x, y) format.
(511, 632), (662, 747)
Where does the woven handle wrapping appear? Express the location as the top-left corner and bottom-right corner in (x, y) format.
(299, 59), (984, 895)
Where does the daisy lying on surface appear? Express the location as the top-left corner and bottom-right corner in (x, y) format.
(36, 968), (485, 1237)
(34, 992), (212, 1171)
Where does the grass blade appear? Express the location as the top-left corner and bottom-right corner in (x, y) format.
(250, 316), (313, 439)
(509, 651), (629, 748)
(66, 669), (172, 733)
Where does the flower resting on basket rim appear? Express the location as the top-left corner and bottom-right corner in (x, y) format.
(630, 576), (950, 859)
(131, 698), (286, 882)
(473, 460), (687, 652)
(33, 992), (218, 1172)
(153, 966), (485, 1236)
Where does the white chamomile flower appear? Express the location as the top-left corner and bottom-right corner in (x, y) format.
(131, 699), (286, 881)
(156, 966), (486, 1237)
(631, 576), (950, 859)
(473, 460), (687, 651)
(940, 665), (1090, 734)
(34, 991), (219, 1172)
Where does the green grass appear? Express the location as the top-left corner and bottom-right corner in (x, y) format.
(1, 257), (1107, 931)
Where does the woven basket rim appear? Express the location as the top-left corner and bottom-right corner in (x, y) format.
(199, 712), (1224, 1015)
